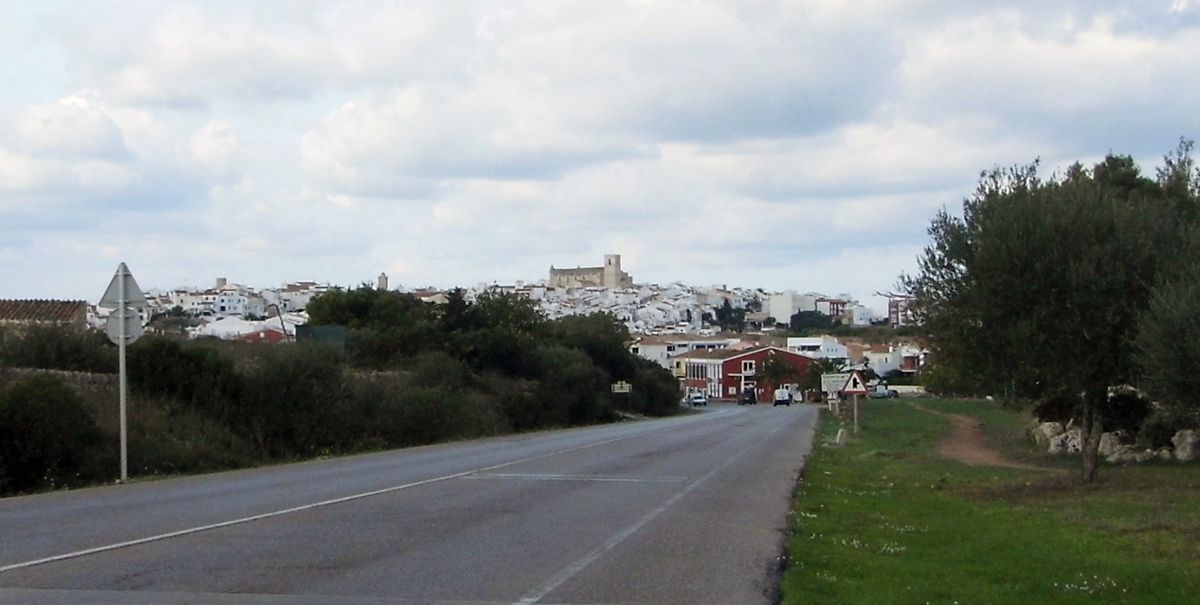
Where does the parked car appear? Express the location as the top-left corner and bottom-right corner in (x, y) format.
(688, 392), (709, 407)
(739, 387), (757, 405)
(869, 386), (899, 399)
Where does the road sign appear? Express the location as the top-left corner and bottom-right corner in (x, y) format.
(99, 262), (144, 484)
(821, 372), (851, 393)
(841, 370), (869, 395)
(99, 262), (146, 308)
(611, 381), (632, 394)
(104, 306), (144, 345)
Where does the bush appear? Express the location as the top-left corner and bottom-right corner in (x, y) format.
(534, 346), (613, 426)
(127, 337), (243, 422)
(1139, 406), (1200, 449)
(0, 374), (108, 493)
(0, 325), (116, 373)
(128, 402), (256, 475)
(1033, 393), (1080, 423)
(238, 343), (353, 458)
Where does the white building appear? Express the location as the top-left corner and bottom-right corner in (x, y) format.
(786, 335), (849, 362)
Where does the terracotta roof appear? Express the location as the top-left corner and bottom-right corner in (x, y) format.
(0, 299), (87, 324)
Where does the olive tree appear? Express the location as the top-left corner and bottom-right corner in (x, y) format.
(904, 148), (1197, 481)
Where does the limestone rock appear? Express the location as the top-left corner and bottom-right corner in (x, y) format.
(1157, 448), (1174, 461)
(1098, 431), (1124, 457)
(1033, 422), (1065, 448)
(1106, 445), (1138, 464)
(1134, 449), (1155, 463)
(1048, 428), (1082, 455)
(1173, 429), (1199, 462)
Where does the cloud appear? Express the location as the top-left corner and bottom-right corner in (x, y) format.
(12, 94), (128, 159)
(898, 12), (1200, 156)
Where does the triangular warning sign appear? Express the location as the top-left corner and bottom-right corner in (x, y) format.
(841, 370), (868, 395)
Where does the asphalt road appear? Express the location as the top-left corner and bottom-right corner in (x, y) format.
(0, 403), (818, 605)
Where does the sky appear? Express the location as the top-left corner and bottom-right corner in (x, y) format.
(2, 1), (1199, 312)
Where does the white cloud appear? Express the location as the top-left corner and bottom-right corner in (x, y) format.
(190, 120), (238, 171)
(15, 94), (127, 158)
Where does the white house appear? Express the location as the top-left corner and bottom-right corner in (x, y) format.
(786, 335), (849, 363)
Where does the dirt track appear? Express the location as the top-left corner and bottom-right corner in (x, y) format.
(914, 404), (1058, 471)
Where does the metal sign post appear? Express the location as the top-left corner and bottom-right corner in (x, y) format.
(100, 263), (145, 483)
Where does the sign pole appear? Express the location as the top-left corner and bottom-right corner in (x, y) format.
(118, 266), (128, 483)
(853, 393), (859, 434)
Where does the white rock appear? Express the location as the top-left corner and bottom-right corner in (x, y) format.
(1033, 422), (1065, 447)
(1134, 450), (1155, 463)
(1048, 428), (1082, 455)
(1157, 448), (1174, 461)
(1106, 445), (1138, 464)
(1172, 430), (1199, 462)
(1098, 432), (1123, 457)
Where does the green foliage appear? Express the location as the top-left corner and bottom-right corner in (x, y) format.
(783, 401), (1200, 604)
(1136, 261), (1200, 413)
(1139, 406), (1200, 449)
(127, 337), (243, 422)
(903, 145), (1200, 478)
(714, 298), (747, 332)
(0, 324), (116, 373)
(789, 310), (835, 332)
(238, 343), (354, 457)
(534, 345), (613, 426)
(0, 374), (107, 493)
(550, 312), (635, 380)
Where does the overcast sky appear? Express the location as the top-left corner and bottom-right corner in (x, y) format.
(2, 1), (1198, 310)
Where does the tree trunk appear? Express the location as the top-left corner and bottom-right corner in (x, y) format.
(1080, 389), (1105, 482)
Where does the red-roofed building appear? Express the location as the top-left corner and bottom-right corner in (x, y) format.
(0, 299), (88, 331)
(675, 346), (814, 402)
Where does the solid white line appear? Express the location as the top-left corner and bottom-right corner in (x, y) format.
(464, 473), (687, 483)
(512, 422), (787, 604)
(0, 433), (641, 574)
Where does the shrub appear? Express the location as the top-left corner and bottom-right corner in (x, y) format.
(238, 343), (353, 458)
(1033, 393), (1080, 423)
(1140, 406), (1200, 449)
(0, 374), (108, 493)
(0, 325), (116, 373)
(534, 345), (613, 426)
(127, 337), (243, 422)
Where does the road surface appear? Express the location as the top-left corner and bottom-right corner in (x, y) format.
(0, 403), (817, 604)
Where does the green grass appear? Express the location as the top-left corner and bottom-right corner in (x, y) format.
(781, 399), (1200, 604)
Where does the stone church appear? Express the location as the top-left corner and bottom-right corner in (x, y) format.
(549, 254), (634, 289)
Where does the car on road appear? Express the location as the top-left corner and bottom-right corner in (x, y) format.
(772, 387), (792, 406)
(688, 392), (708, 407)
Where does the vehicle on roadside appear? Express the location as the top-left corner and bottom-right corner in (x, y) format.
(869, 385), (899, 399)
(688, 392), (709, 407)
(739, 387), (757, 405)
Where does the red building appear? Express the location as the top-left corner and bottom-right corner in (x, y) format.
(676, 346), (814, 401)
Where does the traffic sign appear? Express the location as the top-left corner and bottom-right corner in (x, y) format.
(841, 370), (869, 395)
(821, 372), (851, 394)
(104, 306), (144, 345)
(99, 262), (146, 308)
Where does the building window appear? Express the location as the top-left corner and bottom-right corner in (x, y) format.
(742, 360), (755, 374)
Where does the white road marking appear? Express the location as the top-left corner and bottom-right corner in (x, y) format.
(0, 433), (642, 574)
(512, 422), (788, 604)
(464, 473), (687, 483)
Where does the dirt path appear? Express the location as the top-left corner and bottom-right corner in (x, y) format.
(913, 404), (1058, 471)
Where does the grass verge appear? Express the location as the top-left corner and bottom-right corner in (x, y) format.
(781, 399), (1200, 604)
